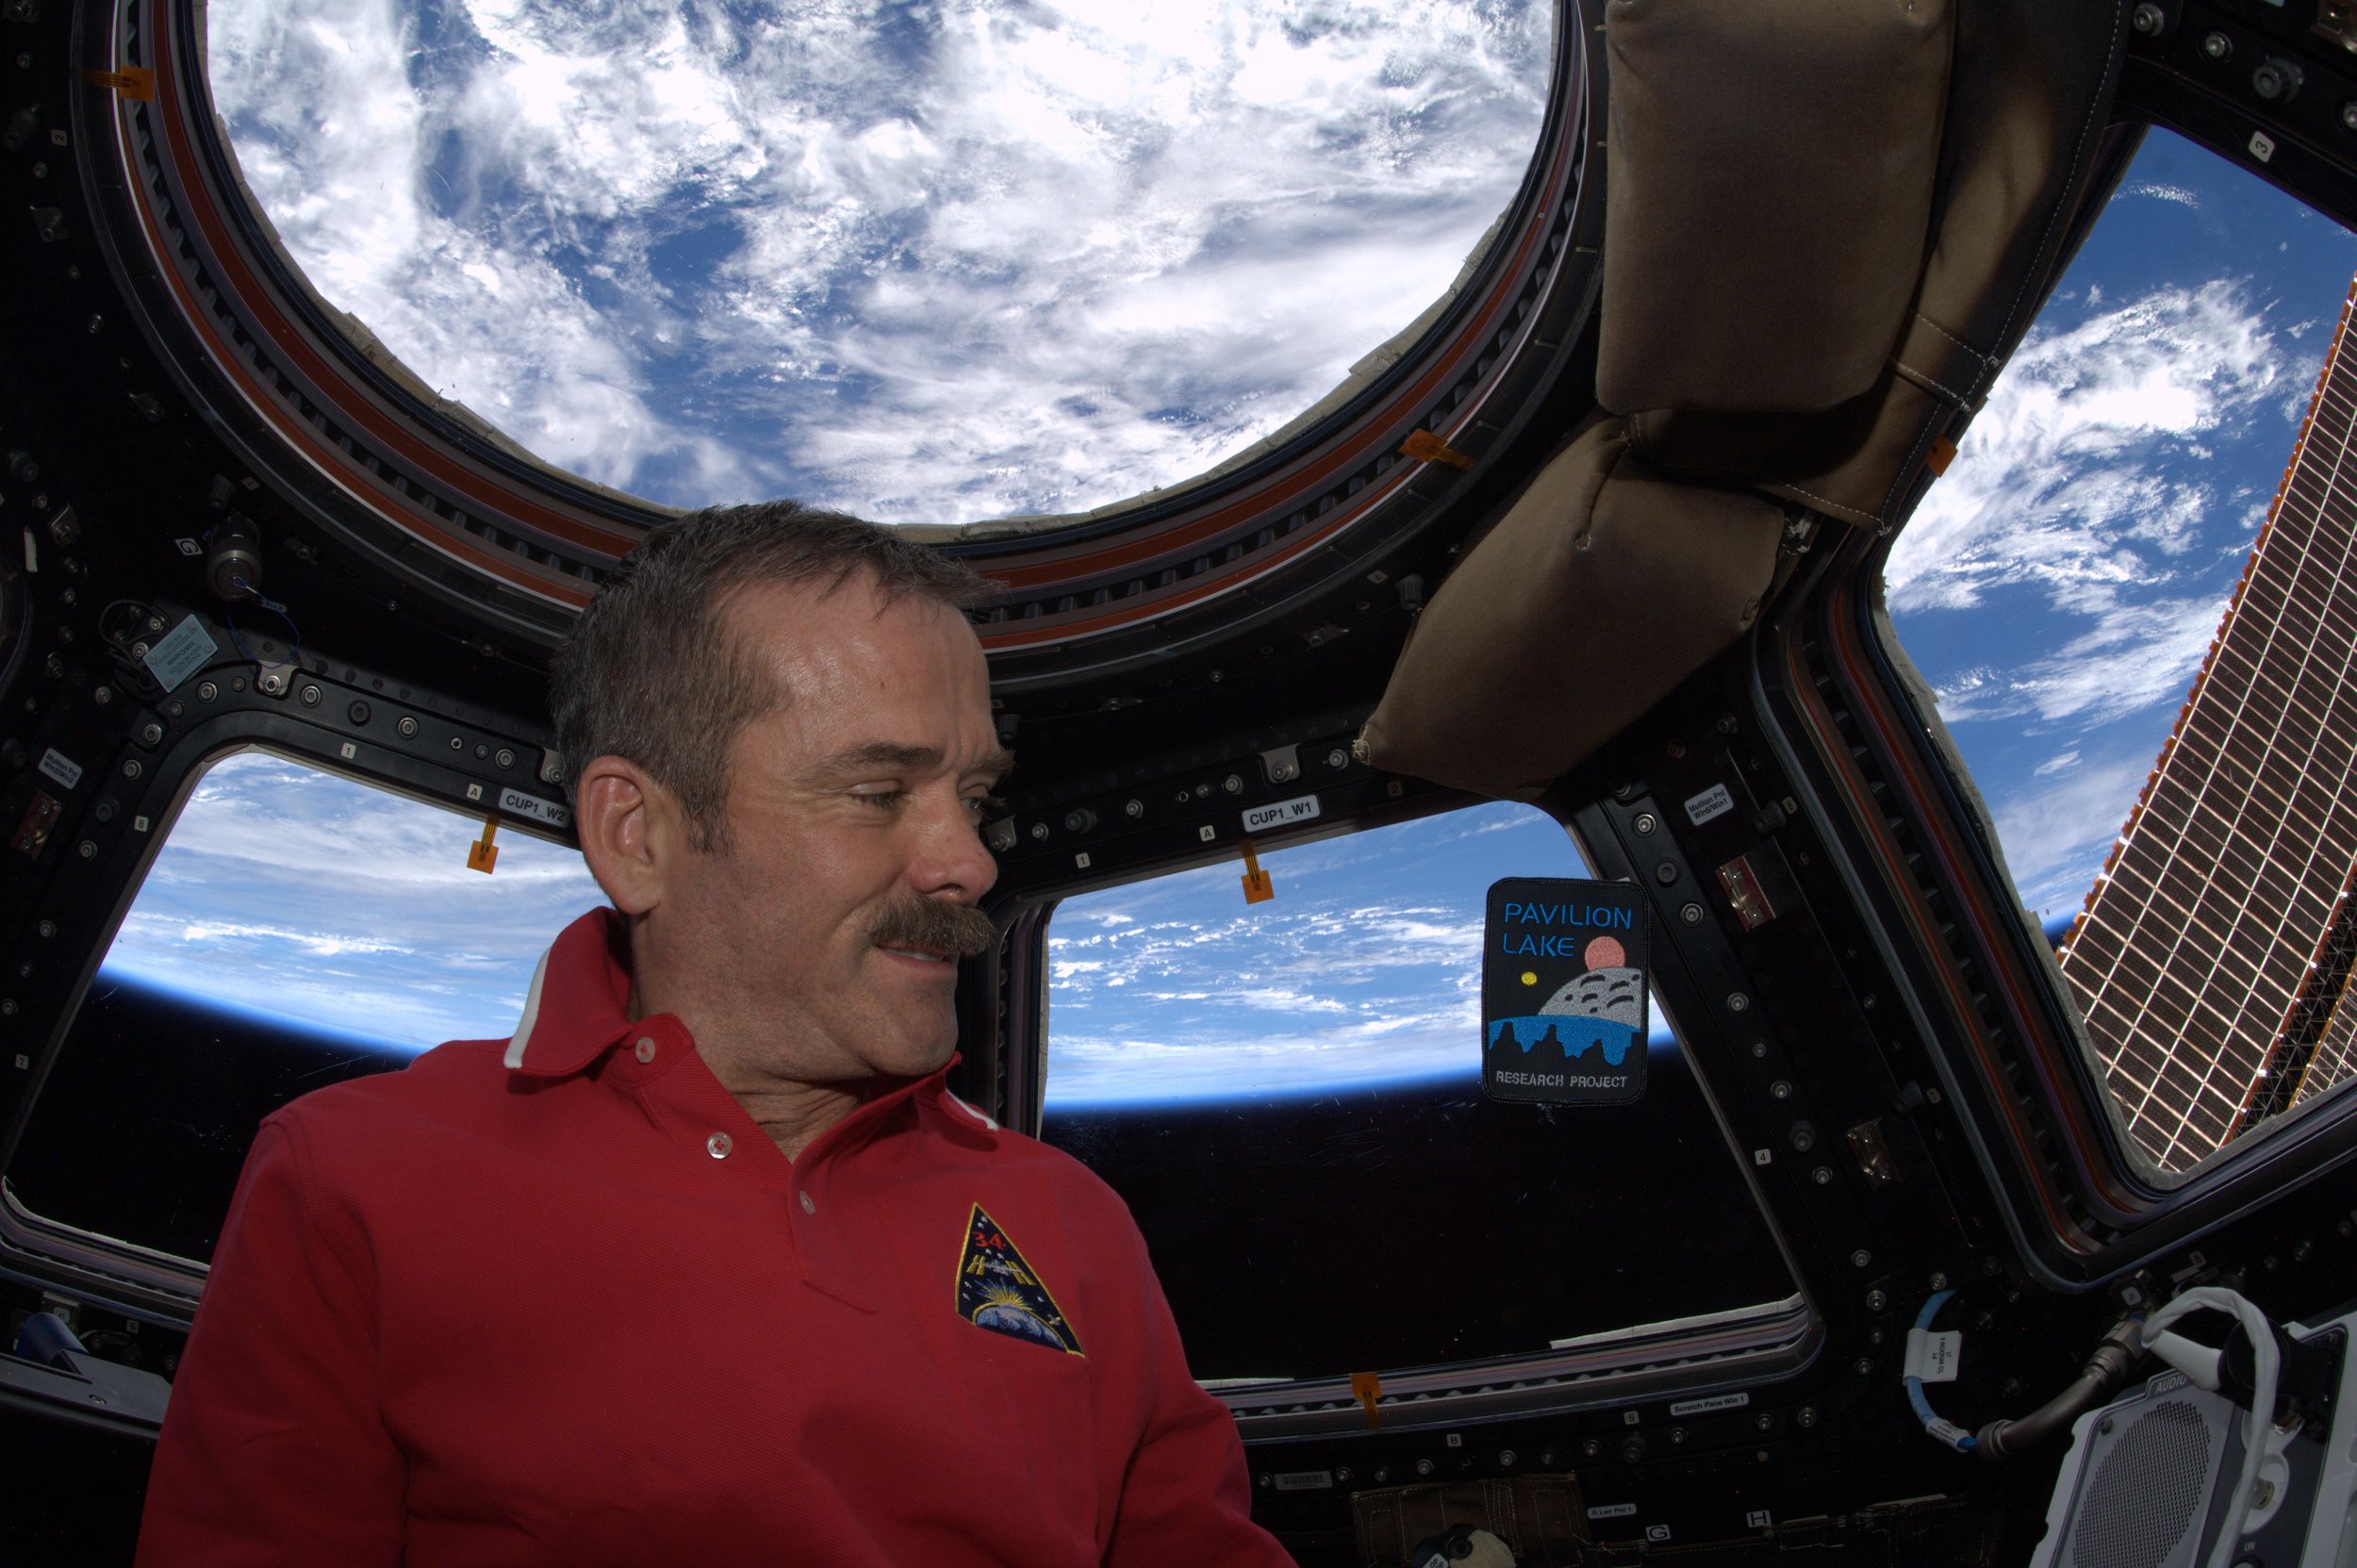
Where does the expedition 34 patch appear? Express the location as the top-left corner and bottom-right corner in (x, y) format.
(955, 1204), (1083, 1356)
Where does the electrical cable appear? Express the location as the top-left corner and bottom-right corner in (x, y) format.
(1904, 1288), (1975, 1453)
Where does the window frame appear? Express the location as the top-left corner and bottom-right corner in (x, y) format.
(997, 791), (1821, 1432)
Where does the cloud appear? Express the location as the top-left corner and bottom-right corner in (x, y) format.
(207, 0), (1551, 520)
(1886, 278), (2287, 731)
(1988, 751), (2158, 916)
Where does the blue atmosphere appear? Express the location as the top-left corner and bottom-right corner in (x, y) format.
(1884, 128), (2357, 933)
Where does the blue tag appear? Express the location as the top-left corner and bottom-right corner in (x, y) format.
(141, 615), (218, 693)
(1482, 878), (1649, 1105)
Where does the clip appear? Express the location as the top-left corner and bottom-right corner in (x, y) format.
(467, 817), (500, 874)
(82, 67), (157, 101)
(1400, 428), (1475, 471)
(1349, 1372), (1382, 1429)
(1239, 835), (1274, 904)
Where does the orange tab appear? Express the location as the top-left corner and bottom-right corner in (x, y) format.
(1925, 434), (1959, 476)
(1400, 428), (1475, 471)
(1349, 1372), (1382, 1428)
(1239, 835), (1274, 904)
(466, 817), (500, 874)
(83, 67), (157, 102)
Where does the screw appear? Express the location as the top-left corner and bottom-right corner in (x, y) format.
(1755, 1412), (1775, 1431)
(1415, 1459), (1435, 1477)
(1929, 1272), (1949, 1290)
(1771, 1081), (1792, 1099)
(1681, 902), (1704, 924)
(0, 1000), (14, 1017)
(300, 684), (321, 706)
(1852, 1249), (1872, 1267)
(92, 685), (112, 705)
(2201, 30), (2232, 61)
(2252, 57), (2302, 103)
(1867, 1289), (1888, 1312)
(1634, 813), (1656, 835)
(1813, 1165), (1834, 1186)
(121, 759), (141, 780)
(1727, 993), (1751, 1013)
(2131, 0), (2163, 34)
(1498, 1450), (1517, 1467)
(1581, 1438), (1603, 1459)
(197, 681), (218, 701)
(1796, 1406), (1818, 1429)
(1327, 748), (1348, 768)
(2344, 101), (2357, 132)
(397, 717), (419, 737)
(38, 921), (56, 938)
(77, 840), (96, 859)
(140, 722), (162, 745)
(496, 748), (515, 767)
(1854, 1357), (1874, 1375)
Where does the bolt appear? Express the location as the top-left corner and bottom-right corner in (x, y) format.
(2201, 29), (2232, 61)
(1633, 813), (1656, 835)
(1717, 713), (1739, 734)
(496, 748), (515, 768)
(1498, 1450), (1517, 1467)
(397, 717), (419, 737)
(1852, 1249), (1872, 1268)
(85, 313), (103, 335)
(38, 920), (56, 938)
(1415, 1459), (1436, 1477)
(130, 642), (149, 659)
(1771, 1081), (1792, 1099)
(197, 681), (218, 701)
(1867, 1289), (1888, 1312)
(0, 1000), (14, 1017)
(1581, 1438), (1602, 1459)
(140, 722), (162, 745)
(1681, 902), (1704, 925)
(121, 759), (141, 781)
(1755, 1412), (1775, 1431)
(2253, 57), (2302, 103)
(1796, 1406), (1818, 1429)
(1929, 1272), (1949, 1290)
(1327, 748), (1348, 768)
(77, 840), (96, 859)
(2344, 101), (2357, 133)
(92, 685), (112, 705)
(300, 684), (321, 706)
(2131, 0), (2163, 35)
(1669, 1428), (1687, 1445)
(1854, 1357), (1874, 1376)
(1813, 1165), (1834, 1186)
(1727, 993), (1751, 1014)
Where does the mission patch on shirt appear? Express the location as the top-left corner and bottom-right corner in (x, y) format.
(956, 1203), (1083, 1355)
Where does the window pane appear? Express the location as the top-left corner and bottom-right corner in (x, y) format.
(205, 0), (1553, 522)
(7, 751), (602, 1262)
(1040, 801), (1794, 1381)
(1882, 128), (2357, 1170)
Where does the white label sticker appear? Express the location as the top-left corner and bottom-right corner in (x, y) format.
(1746, 1511), (1773, 1529)
(1904, 1328), (1962, 1383)
(1587, 1503), (1638, 1520)
(1243, 793), (1321, 834)
(141, 615), (219, 694)
(500, 786), (571, 830)
(1646, 1526), (1673, 1543)
(37, 748), (82, 789)
(1670, 1392), (1750, 1417)
(1273, 1471), (1332, 1492)
(1684, 783), (1735, 826)
(2250, 130), (2276, 163)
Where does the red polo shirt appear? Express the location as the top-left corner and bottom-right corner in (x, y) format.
(138, 909), (1290, 1566)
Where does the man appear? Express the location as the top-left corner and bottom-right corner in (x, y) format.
(138, 503), (1294, 1566)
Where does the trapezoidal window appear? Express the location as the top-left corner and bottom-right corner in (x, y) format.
(203, 0), (1554, 523)
(1880, 126), (2357, 1174)
(1036, 798), (1795, 1384)
(7, 750), (602, 1263)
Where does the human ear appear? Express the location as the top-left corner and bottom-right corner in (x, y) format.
(574, 756), (681, 916)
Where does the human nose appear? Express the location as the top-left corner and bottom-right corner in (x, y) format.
(908, 787), (998, 901)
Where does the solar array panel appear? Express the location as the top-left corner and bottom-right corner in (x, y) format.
(2057, 273), (2357, 1171)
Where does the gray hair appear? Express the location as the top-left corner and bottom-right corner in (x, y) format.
(550, 501), (993, 850)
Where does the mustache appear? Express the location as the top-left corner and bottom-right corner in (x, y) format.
(869, 896), (996, 958)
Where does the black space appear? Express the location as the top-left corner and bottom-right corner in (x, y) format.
(8, 974), (408, 1263)
(1043, 1049), (1795, 1381)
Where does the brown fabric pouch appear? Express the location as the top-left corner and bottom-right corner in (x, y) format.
(1597, 0), (1953, 415)
(1359, 420), (1785, 799)
(1351, 1474), (1591, 1568)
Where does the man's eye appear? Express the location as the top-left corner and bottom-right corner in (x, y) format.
(856, 789), (907, 811)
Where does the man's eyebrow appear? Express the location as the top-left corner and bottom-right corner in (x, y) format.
(815, 742), (1016, 778)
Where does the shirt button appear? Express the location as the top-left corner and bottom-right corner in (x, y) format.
(799, 1191), (816, 1215)
(634, 1036), (656, 1064)
(707, 1132), (733, 1159)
